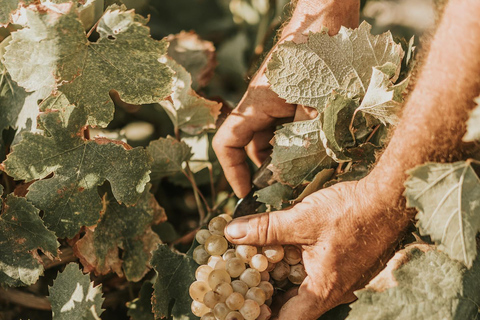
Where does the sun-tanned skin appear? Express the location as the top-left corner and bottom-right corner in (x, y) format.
(212, 0), (480, 319)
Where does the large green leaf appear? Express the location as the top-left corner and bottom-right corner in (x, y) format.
(463, 96), (480, 142)
(146, 136), (192, 181)
(405, 161), (480, 268)
(74, 185), (165, 282)
(159, 58), (221, 135)
(266, 21), (403, 112)
(3, 4), (173, 127)
(254, 183), (293, 210)
(48, 263), (104, 320)
(348, 249), (480, 320)
(0, 194), (58, 287)
(3, 103), (152, 238)
(151, 244), (196, 320)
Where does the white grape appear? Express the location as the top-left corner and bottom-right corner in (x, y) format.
(262, 245), (284, 263)
(195, 265), (213, 282)
(260, 271), (270, 281)
(257, 304), (272, 320)
(235, 245), (257, 263)
(270, 260), (290, 281)
(239, 299), (260, 320)
(250, 254), (268, 272)
(245, 287), (265, 306)
(204, 235), (229, 256)
(239, 268), (261, 288)
(189, 281), (210, 302)
(214, 282), (234, 302)
(222, 248), (236, 261)
(274, 278), (289, 289)
(225, 292), (245, 310)
(283, 245), (302, 265)
(208, 269), (231, 289)
(208, 255), (226, 269)
(219, 213), (233, 223)
(213, 302), (231, 320)
(258, 281), (274, 300)
(203, 290), (222, 308)
(193, 245), (210, 265)
(225, 311), (245, 320)
(231, 280), (249, 296)
(265, 262), (276, 272)
(191, 300), (210, 317)
(225, 257), (246, 278)
(208, 217), (228, 236)
(288, 264), (307, 285)
(196, 229), (212, 244)
(201, 312), (216, 320)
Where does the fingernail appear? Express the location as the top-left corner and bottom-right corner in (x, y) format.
(226, 218), (249, 239)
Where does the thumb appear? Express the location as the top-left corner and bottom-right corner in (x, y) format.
(224, 208), (311, 246)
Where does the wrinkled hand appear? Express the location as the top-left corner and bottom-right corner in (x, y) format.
(224, 178), (407, 320)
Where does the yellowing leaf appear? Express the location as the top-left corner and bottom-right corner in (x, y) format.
(159, 58), (221, 135)
(0, 194), (59, 287)
(405, 161), (480, 268)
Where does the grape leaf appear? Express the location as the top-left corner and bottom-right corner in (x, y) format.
(0, 0), (34, 26)
(254, 183), (294, 210)
(294, 168), (335, 202)
(3, 4), (173, 127)
(269, 119), (335, 186)
(127, 281), (154, 320)
(463, 96), (480, 142)
(74, 184), (165, 282)
(147, 136), (192, 181)
(167, 31), (216, 89)
(405, 161), (480, 268)
(355, 65), (409, 126)
(348, 249), (480, 320)
(151, 244), (196, 320)
(266, 21), (403, 112)
(3, 103), (152, 238)
(0, 194), (59, 287)
(48, 263), (104, 320)
(159, 58), (221, 135)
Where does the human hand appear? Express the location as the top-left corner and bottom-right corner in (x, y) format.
(224, 178), (409, 320)
(213, 0), (360, 198)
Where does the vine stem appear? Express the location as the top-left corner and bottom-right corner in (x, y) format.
(207, 162), (216, 208)
(0, 288), (51, 310)
(182, 164), (211, 223)
(366, 124), (381, 143)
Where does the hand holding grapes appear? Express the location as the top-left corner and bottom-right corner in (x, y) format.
(224, 178), (409, 320)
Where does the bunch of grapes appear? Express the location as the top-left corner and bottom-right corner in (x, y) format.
(190, 215), (306, 320)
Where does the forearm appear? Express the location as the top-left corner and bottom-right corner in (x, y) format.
(369, 0), (480, 221)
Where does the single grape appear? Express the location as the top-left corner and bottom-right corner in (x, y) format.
(203, 291), (222, 308)
(196, 265), (214, 282)
(226, 292), (245, 310)
(250, 254), (268, 272)
(225, 310), (245, 320)
(231, 280), (249, 296)
(225, 311), (245, 320)
(201, 312), (216, 320)
(274, 278), (289, 289)
(258, 281), (274, 300)
(283, 245), (302, 265)
(213, 302), (231, 320)
(214, 282), (234, 302)
(209, 217), (228, 236)
(239, 299), (260, 320)
(196, 229), (212, 244)
(225, 257), (246, 278)
(288, 264), (307, 285)
(223, 248), (236, 261)
(193, 245), (210, 265)
(270, 260), (290, 281)
(208, 269), (231, 289)
(245, 287), (266, 306)
(257, 304), (272, 320)
(235, 245), (257, 263)
(189, 281), (210, 302)
(265, 262), (276, 272)
(239, 268), (261, 288)
(208, 255), (226, 269)
(204, 234), (229, 256)
(219, 213), (233, 223)
(260, 271), (270, 281)
(191, 300), (210, 317)
(262, 245), (284, 263)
